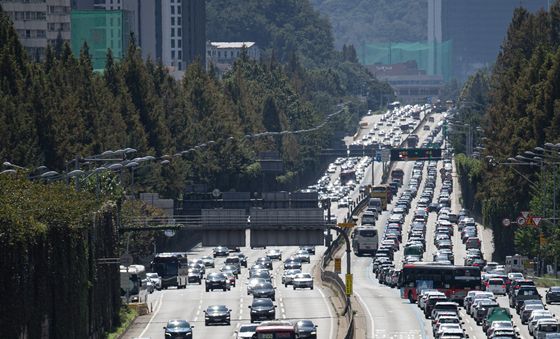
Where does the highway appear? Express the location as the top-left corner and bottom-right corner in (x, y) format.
(124, 245), (337, 339)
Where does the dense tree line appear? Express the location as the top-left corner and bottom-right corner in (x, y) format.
(0, 3), (392, 197)
(455, 3), (560, 262)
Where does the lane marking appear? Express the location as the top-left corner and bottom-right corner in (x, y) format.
(355, 290), (375, 338)
(318, 287), (336, 339)
(138, 290), (165, 337)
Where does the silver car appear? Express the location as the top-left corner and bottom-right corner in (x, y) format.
(282, 269), (302, 286)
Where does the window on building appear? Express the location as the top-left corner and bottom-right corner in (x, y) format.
(178, 39), (182, 48)
(208, 51), (211, 56)
(171, 6), (175, 14)
(230, 51), (234, 58)
(178, 17), (181, 25)
(178, 50), (182, 59)
(25, 30), (31, 38)
(218, 51), (221, 58)
(172, 50), (175, 59)
(171, 28), (175, 37)
(177, 6), (181, 14)
(171, 17), (175, 25)
(177, 28), (181, 36)
(37, 30), (46, 38)
(171, 39), (175, 48)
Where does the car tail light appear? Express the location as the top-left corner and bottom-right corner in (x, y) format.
(502, 284), (506, 288)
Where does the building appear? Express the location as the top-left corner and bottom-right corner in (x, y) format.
(206, 41), (260, 75)
(367, 61), (443, 103)
(428, 0), (549, 82)
(1, 0), (72, 61)
(72, 0), (206, 74)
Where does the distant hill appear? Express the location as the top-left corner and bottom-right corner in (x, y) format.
(310, 0), (428, 48)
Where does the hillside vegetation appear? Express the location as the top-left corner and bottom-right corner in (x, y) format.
(456, 4), (560, 261)
(310, 0), (428, 48)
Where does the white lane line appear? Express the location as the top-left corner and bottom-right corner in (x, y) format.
(138, 291), (165, 337)
(317, 286), (335, 339)
(355, 290), (375, 338)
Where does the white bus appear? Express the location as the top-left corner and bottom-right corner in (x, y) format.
(120, 264), (148, 303)
(352, 226), (379, 256)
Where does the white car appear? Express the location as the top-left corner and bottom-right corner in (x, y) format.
(282, 269), (302, 286)
(528, 311), (555, 335)
(146, 272), (162, 290)
(486, 278), (506, 295)
(293, 273), (314, 290)
(235, 323), (258, 338)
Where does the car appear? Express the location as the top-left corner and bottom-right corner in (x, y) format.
(224, 256), (243, 272)
(221, 264), (240, 277)
(213, 246), (229, 258)
(432, 315), (461, 335)
(249, 298), (277, 323)
(205, 272), (230, 292)
(282, 268), (302, 286)
(251, 282), (276, 300)
(187, 267), (203, 284)
(528, 311), (555, 335)
(265, 249), (282, 261)
(234, 323), (258, 338)
(145, 278), (155, 294)
(247, 277), (268, 295)
(521, 303), (545, 324)
(200, 255), (215, 268)
(163, 319), (194, 338)
(293, 273), (314, 290)
(295, 319), (318, 338)
(546, 286), (560, 304)
(146, 272), (162, 290)
(486, 321), (516, 338)
(295, 250), (311, 263)
(486, 278), (507, 295)
(223, 271), (237, 287)
(256, 257), (273, 270)
(204, 305), (231, 326)
(284, 258), (303, 270)
(300, 246), (316, 255)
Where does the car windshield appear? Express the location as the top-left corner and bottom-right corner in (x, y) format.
(295, 273), (311, 279)
(167, 320), (190, 328)
(551, 287), (560, 292)
(297, 320), (314, 327)
(256, 283), (273, 289)
(253, 299), (273, 307)
(208, 305), (228, 312)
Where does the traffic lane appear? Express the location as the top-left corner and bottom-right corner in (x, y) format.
(354, 255), (429, 339)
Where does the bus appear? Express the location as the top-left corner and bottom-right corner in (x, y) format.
(340, 170), (356, 185)
(370, 185), (391, 210)
(398, 263), (481, 303)
(120, 264), (148, 303)
(151, 252), (189, 289)
(256, 321), (296, 339)
(352, 226), (379, 256)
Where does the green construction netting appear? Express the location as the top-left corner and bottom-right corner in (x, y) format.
(71, 10), (130, 71)
(358, 41), (453, 81)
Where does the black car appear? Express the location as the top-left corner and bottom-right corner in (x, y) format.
(300, 246), (316, 255)
(546, 286), (560, 304)
(204, 305), (231, 326)
(284, 259), (302, 270)
(205, 272), (230, 292)
(295, 319), (318, 339)
(256, 257), (273, 270)
(213, 246), (229, 258)
(249, 298), (276, 323)
(251, 282), (276, 301)
(164, 319), (194, 338)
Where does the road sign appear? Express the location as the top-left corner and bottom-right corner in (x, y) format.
(390, 148), (442, 161)
(533, 216), (543, 226)
(334, 258), (341, 274)
(345, 274), (353, 295)
(338, 222), (355, 228)
(502, 218), (511, 227)
(521, 211), (530, 219)
(120, 253), (133, 267)
(516, 217), (526, 226)
(382, 149), (391, 162)
(526, 216), (535, 227)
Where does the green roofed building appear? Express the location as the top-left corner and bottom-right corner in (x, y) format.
(71, 10), (131, 71)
